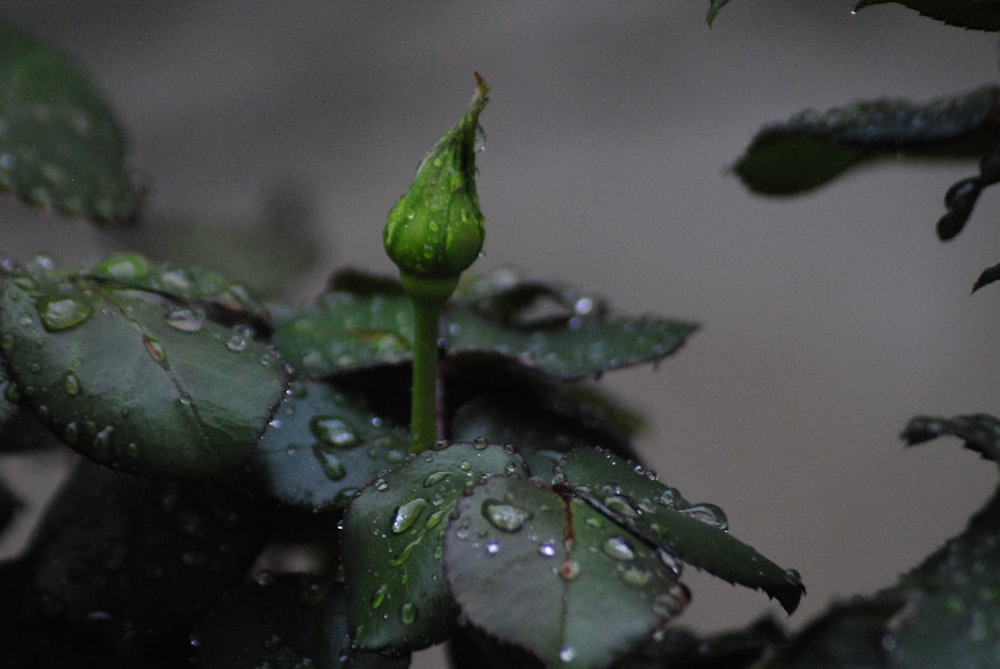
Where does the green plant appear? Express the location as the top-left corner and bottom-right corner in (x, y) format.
(2, 2), (1000, 668)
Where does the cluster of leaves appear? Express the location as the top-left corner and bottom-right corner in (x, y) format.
(0, 22), (805, 669)
(707, 2), (1000, 668)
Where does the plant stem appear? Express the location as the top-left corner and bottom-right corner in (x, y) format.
(409, 295), (444, 453)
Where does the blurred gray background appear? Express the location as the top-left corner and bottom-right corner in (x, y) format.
(2, 0), (1000, 662)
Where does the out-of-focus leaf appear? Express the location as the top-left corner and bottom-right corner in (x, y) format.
(901, 413), (1000, 462)
(196, 573), (409, 669)
(23, 459), (269, 650)
(854, 0), (1000, 31)
(0, 362), (18, 431)
(972, 261), (1000, 293)
(273, 269), (697, 380)
(84, 252), (270, 321)
(245, 380), (411, 510)
(0, 23), (141, 223)
(0, 259), (288, 479)
(734, 86), (1000, 195)
(706, 0), (731, 25)
(443, 475), (689, 669)
(0, 475), (18, 539)
(556, 448), (805, 614)
(935, 143), (1000, 241)
(343, 442), (527, 651)
(617, 617), (786, 669)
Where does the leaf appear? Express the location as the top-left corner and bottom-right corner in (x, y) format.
(854, 0), (1000, 31)
(0, 23), (141, 223)
(901, 413), (1000, 463)
(734, 86), (1000, 195)
(443, 475), (689, 669)
(0, 475), (18, 539)
(616, 617), (786, 669)
(706, 0), (732, 25)
(972, 261), (1000, 293)
(272, 269), (698, 380)
(245, 380), (412, 510)
(342, 441), (528, 651)
(22, 458), (269, 649)
(0, 260), (289, 479)
(555, 447), (805, 614)
(450, 394), (634, 483)
(196, 573), (410, 669)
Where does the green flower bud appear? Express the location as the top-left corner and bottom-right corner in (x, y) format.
(384, 74), (488, 302)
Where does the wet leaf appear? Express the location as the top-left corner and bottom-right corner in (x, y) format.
(273, 269), (698, 380)
(901, 413), (1000, 462)
(617, 617), (786, 669)
(0, 23), (141, 223)
(0, 362), (18, 431)
(0, 261), (288, 479)
(196, 573), (409, 669)
(342, 441), (527, 651)
(23, 458), (269, 649)
(706, 0), (732, 25)
(556, 448), (805, 614)
(0, 475), (18, 539)
(734, 86), (1000, 195)
(450, 394), (633, 483)
(854, 0), (1000, 31)
(83, 252), (269, 321)
(245, 380), (411, 510)
(444, 475), (689, 669)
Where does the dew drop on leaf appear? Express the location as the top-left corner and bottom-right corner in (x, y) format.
(400, 602), (418, 625)
(423, 471), (451, 487)
(481, 499), (532, 532)
(92, 252), (149, 281)
(143, 335), (169, 369)
(602, 536), (637, 561)
(311, 443), (347, 481)
(621, 565), (653, 586)
(36, 295), (92, 331)
(604, 495), (639, 519)
(559, 646), (576, 663)
(309, 416), (359, 447)
(391, 498), (429, 534)
(164, 307), (205, 332)
(371, 584), (388, 610)
(559, 559), (581, 581)
(485, 540), (500, 555)
(679, 503), (729, 531)
(63, 371), (81, 396)
(538, 542), (558, 558)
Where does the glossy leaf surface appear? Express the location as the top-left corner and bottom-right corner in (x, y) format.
(854, 0), (1000, 31)
(0, 260), (288, 478)
(273, 269), (697, 380)
(556, 448), (805, 614)
(246, 380), (411, 510)
(343, 442), (527, 651)
(734, 87), (1000, 195)
(444, 475), (689, 669)
(197, 573), (409, 669)
(0, 23), (140, 223)
(23, 459), (268, 647)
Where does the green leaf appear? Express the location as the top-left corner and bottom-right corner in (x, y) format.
(706, 0), (731, 25)
(0, 23), (141, 223)
(901, 413), (1000, 462)
(854, 0), (1000, 31)
(443, 475), (689, 669)
(342, 441), (527, 651)
(0, 260), (289, 479)
(245, 380), (412, 510)
(273, 269), (698, 380)
(196, 573), (410, 669)
(734, 86), (1000, 196)
(555, 448), (805, 614)
(23, 459), (269, 648)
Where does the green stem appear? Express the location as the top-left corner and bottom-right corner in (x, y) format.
(409, 295), (445, 453)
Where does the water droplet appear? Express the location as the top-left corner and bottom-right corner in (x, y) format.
(482, 499), (532, 532)
(472, 436), (489, 450)
(312, 443), (347, 481)
(226, 327), (251, 351)
(423, 471), (450, 487)
(389, 538), (422, 567)
(375, 478), (389, 491)
(93, 425), (114, 459)
(36, 295), (92, 331)
(604, 495), (639, 519)
(652, 583), (691, 618)
(559, 560), (581, 581)
(164, 307), (205, 332)
(680, 503), (728, 531)
(602, 536), (637, 561)
(559, 646), (576, 663)
(391, 498), (428, 534)
(384, 448), (406, 464)
(63, 422), (79, 445)
(63, 372), (81, 396)
(309, 416), (359, 447)
(657, 548), (683, 576)
(143, 335), (169, 369)
(784, 568), (802, 585)
(485, 541), (500, 555)
(425, 508), (449, 530)
(371, 584), (387, 609)
(93, 252), (149, 281)
(400, 602), (418, 625)
(254, 570), (276, 586)
(538, 542), (558, 558)
(621, 566), (653, 587)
